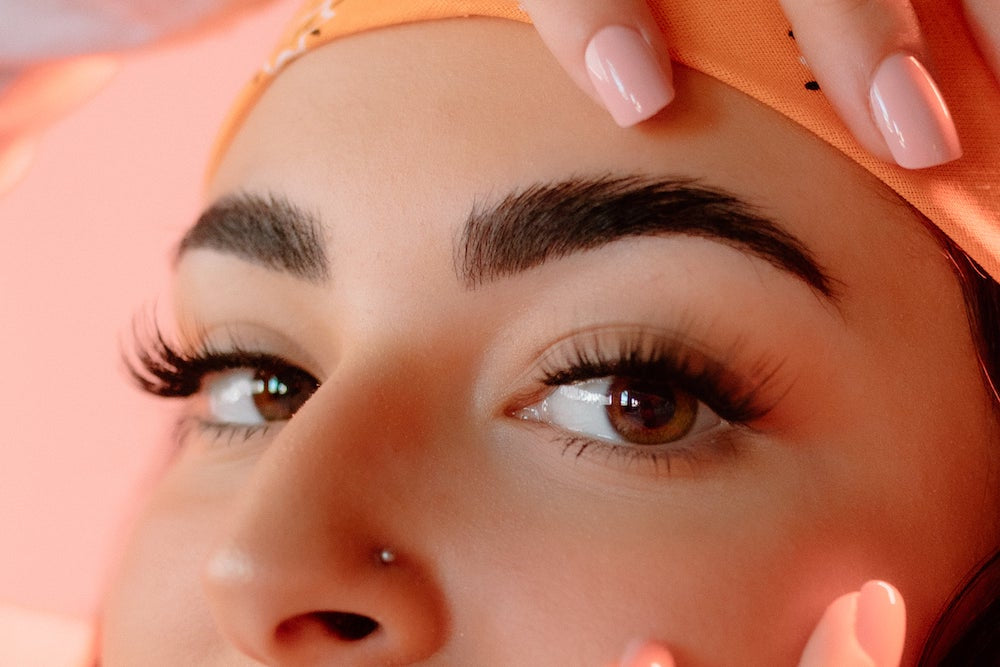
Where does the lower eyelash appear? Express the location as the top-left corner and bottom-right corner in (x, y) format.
(557, 427), (744, 475)
(174, 415), (278, 449)
(198, 421), (276, 445)
(559, 435), (695, 472)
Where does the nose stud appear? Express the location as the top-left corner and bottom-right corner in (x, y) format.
(377, 547), (396, 564)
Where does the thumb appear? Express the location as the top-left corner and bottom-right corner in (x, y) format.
(799, 581), (906, 667)
(517, 0), (674, 127)
(778, 0), (961, 169)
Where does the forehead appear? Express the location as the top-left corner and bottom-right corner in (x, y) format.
(206, 17), (945, 310)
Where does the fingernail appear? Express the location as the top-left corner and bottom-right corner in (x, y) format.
(584, 25), (674, 127)
(855, 580), (906, 667)
(869, 52), (962, 169)
(619, 639), (676, 667)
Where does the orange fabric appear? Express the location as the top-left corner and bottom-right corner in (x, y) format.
(210, 0), (1000, 281)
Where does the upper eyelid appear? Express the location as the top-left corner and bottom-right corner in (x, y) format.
(128, 323), (317, 399)
(513, 327), (787, 420)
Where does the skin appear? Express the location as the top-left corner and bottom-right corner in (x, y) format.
(100, 18), (1000, 666)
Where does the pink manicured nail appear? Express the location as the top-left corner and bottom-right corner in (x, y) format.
(585, 25), (674, 127)
(869, 52), (962, 169)
(618, 639), (676, 667)
(855, 581), (906, 667)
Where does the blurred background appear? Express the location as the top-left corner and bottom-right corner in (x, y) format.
(0, 0), (297, 660)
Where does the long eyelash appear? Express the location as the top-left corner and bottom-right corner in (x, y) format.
(124, 318), (294, 398)
(536, 333), (781, 424)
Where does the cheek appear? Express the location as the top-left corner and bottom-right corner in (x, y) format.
(450, 434), (996, 666)
(440, 495), (832, 665)
(434, 447), (838, 666)
(100, 479), (232, 664)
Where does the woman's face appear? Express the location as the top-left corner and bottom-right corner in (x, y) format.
(101, 18), (1000, 666)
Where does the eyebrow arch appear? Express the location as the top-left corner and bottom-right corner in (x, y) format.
(457, 176), (837, 298)
(177, 177), (835, 300)
(176, 192), (329, 283)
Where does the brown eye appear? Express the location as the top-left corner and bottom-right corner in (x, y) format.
(605, 376), (698, 444)
(250, 367), (319, 421)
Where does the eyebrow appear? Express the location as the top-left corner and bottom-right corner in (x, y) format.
(176, 193), (329, 282)
(458, 176), (835, 296)
(178, 176), (835, 297)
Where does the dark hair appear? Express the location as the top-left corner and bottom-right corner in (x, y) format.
(918, 229), (1000, 665)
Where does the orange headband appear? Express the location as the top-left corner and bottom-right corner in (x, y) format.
(211, 0), (1000, 280)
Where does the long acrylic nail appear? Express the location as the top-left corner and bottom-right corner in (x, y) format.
(869, 52), (962, 169)
(855, 580), (906, 667)
(584, 25), (674, 127)
(618, 639), (676, 667)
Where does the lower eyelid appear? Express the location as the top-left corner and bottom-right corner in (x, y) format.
(508, 413), (747, 478)
(554, 426), (748, 478)
(172, 415), (278, 451)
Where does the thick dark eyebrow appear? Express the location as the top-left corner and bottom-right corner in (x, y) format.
(176, 192), (329, 283)
(457, 176), (836, 297)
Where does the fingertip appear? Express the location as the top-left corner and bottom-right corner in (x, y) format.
(584, 24), (674, 127)
(799, 591), (874, 667)
(868, 52), (962, 169)
(618, 639), (676, 667)
(962, 0), (1000, 86)
(517, 0), (673, 127)
(855, 581), (906, 667)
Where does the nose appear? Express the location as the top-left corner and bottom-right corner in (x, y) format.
(201, 371), (448, 665)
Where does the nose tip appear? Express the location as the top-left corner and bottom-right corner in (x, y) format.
(198, 372), (451, 664)
(202, 544), (447, 665)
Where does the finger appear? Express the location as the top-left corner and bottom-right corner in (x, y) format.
(778, 0), (961, 169)
(0, 56), (118, 136)
(798, 581), (905, 667)
(0, 135), (36, 197)
(616, 639), (676, 667)
(798, 592), (875, 667)
(854, 581), (906, 667)
(963, 0), (1000, 84)
(518, 0), (674, 127)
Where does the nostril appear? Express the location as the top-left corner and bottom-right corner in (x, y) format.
(284, 611), (378, 641)
(317, 611), (379, 640)
(276, 611), (380, 643)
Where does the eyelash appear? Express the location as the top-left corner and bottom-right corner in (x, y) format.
(527, 333), (778, 470)
(128, 322), (778, 470)
(127, 322), (317, 445)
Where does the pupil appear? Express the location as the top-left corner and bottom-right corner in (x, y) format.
(619, 383), (677, 429)
(252, 368), (315, 421)
(606, 376), (698, 444)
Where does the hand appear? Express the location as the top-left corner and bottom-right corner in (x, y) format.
(516, 0), (1000, 169)
(616, 580), (906, 667)
(0, 57), (118, 194)
(0, 0), (272, 196)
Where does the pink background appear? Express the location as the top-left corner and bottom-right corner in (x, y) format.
(0, 0), (298, 626)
